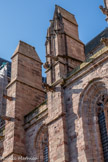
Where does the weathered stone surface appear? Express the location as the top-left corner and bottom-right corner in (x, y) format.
(1, 4), (108, 162)
(2, 41), (45, 161)
(64, 50), (108, 162)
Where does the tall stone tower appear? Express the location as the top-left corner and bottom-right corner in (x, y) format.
(45, 5), (85, 84)
(3, 41), (45, 161)
(45, 5), (85, 162)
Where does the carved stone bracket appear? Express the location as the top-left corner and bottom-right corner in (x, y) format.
(60, 78), (66, 86)
(43, 83), (55, 92)
(43, 62), (51, 69)
(0, 115), (15, 122)
(3, 94), (13, 101)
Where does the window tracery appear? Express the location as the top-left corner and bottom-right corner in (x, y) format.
(97, 94), (108, 161)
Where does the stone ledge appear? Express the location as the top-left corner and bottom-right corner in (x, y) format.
(66, 46), (108, 81)
(6, 78), (46, 93)
(24, 100), (47, 125)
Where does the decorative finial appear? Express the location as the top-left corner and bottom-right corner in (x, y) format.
(99, 0), (108, 22)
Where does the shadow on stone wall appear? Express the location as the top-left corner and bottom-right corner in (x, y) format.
(65, 84), (83, 161)
(78, 78), (107, 161)
(35, 124), (48, 162)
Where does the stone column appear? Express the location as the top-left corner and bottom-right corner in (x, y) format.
(47, 85), (69, 162)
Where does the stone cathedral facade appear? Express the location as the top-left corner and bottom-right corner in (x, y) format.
(0, 5), (108, 162)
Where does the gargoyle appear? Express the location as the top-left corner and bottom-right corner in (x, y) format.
(43, 61), (50, 69)
(99, 0), (108, 21)
(101, 37), (108, 46)
(99, 5), (108, 16)
(42, 83), (55, 92)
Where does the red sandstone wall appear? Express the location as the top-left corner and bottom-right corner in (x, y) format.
(64, 52), (108, 161)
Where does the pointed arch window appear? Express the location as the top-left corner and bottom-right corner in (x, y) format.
(35, 125), (49, 162)
(97, 94), (108, 161)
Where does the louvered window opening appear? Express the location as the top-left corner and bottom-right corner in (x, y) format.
(43, 145), (48, 162)
(98, 111), (108, 162)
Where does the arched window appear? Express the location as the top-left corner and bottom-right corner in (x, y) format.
(97, 94), (108, 161)
(79, 79), (108, 161)
(35, 125), (49, 162)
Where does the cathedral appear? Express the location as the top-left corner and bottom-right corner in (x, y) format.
(0, 3), (108, 162)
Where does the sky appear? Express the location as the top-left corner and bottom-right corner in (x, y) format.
(0, 0), (107, 76)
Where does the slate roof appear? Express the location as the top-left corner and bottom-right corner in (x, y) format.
(0, 58), (11, 77)
(85, 28), (108, 55)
